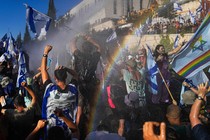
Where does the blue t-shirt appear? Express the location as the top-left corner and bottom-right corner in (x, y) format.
(192, 124), (210, 140)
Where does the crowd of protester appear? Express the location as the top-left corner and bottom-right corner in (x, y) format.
(146, 17), (202, 34)
(0, 32), (209, 140)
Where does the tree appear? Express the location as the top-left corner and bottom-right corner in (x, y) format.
(159, 34), (173, 52)
(16, 32), (22, 49)
(23, 24), (32, 44)
(47, 0), (56, 30)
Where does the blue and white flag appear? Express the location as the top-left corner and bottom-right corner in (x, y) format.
(7, 34), (16, 57)
(171, 11), (210, 78)
(174, 2), (182, 11)
(189, 10), (196, 25)
(25, 4), (52, 40)
(1, 33), (9, 49)
(179, 15), (185, 24)
(16, 52), (28, 87)
(196, 3), (202, 14)
(106, 30), (117, 43)
(1, 33), (7, 42)
(173, 35), (180, 49)
(146, 44), (158, 95)
(0, 33), (8, 52)
(180, 70), (209, 105)
(135, 24), (144, 37)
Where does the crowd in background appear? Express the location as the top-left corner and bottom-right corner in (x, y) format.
(0, 30), (209, 140)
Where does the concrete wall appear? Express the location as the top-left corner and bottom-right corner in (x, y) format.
(123, 33), (193, 50)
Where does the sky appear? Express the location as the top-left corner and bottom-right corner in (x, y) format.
(0, 0), (82, 39)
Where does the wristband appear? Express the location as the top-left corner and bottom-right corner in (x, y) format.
(43, 54), (48, 57)
(197, 96), (205, 103)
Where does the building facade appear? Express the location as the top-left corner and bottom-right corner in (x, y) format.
(57, 0), (152, 31)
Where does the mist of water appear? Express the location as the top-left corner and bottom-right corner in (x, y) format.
(25, 1), (106, 78)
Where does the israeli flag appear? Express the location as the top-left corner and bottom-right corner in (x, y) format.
(1, 33), (9, 49)
(196, 3), (202, 14)
(7, 33), (16, 57)
(16, 52), (28, 88)
(1, 33), (7, 42)
(146, 44), (158, 95)
(179, 15), (185, 24)
(25, 4), (52, 40)
(189, 10), (196, 25)
(135, 24), (144, 37)
(173, 35), (179, 49)
(174, 2), (182, 11)
(106, 30), (117, 43)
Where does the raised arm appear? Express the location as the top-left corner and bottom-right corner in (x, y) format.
(25, 119), (47, 140)
(84, 35), (101, 52)
(54, 108), (77, 129)
(189, 82), (210, 128)
(40, 45), (52, 84)
(21, 81), (37, 107)
(168, 42), (183, 56)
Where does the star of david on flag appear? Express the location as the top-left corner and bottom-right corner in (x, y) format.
(171, 12), (210, 78)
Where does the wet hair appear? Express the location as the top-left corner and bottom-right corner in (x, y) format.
(54, 69), (67, 82)
(14, 95), (26, 107)
(82, 41), (93, 53)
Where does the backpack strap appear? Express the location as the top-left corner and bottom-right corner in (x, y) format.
(106, 85), (115, 109)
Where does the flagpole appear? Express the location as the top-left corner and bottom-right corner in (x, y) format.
(156, 67), (177, 105)
(146, 44), (177, 105)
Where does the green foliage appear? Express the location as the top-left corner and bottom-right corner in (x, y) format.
(16, 32), (22, 49)
(159, 34), (173, 52)
(47, 0), (56, 30)
(23, 24), (31, 44)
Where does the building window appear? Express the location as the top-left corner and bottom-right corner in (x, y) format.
(113, 0), (117, 14)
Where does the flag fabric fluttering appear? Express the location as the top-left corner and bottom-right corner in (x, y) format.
(179, 15), (185, 24)
(196, 3), (202, 14)
(189, 10), (196, 25)
(106, 30), (117, 43)
(1, 33), (7, 42)
(146, 44), (158, 95)
(174, 2), (182, 11)
(179, 70), (209, 105)
(173, 35), (180, 49)
(7, 33), (17, 57)
(135, 24), (144, 37)
(171, 12), (210, 79)
(0, 33), (8, 53)
(16, 52), (28, 88)
(25, 4), (52, 40)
